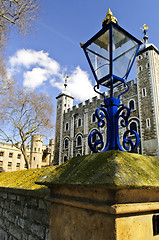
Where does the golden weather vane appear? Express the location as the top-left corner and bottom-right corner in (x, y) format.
(140, 24), (149, 43)
(140, 24), (149, 33)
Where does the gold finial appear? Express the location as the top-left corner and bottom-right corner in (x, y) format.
(102, 9), (118, 27)
(140, 24), (149, 43)
(80, 43), (85, 47)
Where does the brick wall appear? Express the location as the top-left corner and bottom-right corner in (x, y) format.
(0, 188), (50, 240)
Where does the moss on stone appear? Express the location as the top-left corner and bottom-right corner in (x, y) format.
(0, 166), (56, 190)
(37, 151), (159, 189)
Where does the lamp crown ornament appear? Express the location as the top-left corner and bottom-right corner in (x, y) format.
(102, 8), (118, 27)
(81, 10), (142, 153)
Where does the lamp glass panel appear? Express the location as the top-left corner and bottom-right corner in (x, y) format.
(113, 26), (138, 79)
(86, 30), (110, 81)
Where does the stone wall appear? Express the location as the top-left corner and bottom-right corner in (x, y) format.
(0, 167), (56, 240)
(0, 188), (50, 240)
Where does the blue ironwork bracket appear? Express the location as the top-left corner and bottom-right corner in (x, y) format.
(88, 91), (140, 153)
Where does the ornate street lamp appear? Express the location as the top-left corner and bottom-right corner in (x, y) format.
(81, 9), (142, 153)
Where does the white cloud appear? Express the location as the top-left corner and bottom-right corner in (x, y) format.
(9, 49), (96, 101)
(68, 67), (96, 101)
(10, 49), (60, 74)
(9, 49), (60, 90)
(23, 68), (48, 89)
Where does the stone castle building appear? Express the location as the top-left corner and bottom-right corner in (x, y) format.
(54, 38), (159, 165)
(0, 135), (54, 172)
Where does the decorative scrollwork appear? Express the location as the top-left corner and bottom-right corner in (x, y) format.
(95, 107), (109, 128)
(117, 105), (130, 128)
(122, 130), (140, 152)
(88, 131), (104, 153)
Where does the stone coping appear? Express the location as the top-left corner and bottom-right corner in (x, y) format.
(37, 150), (159, 189)
(0, 186), (50, 198)
(0, 166), (56, 196)
(48, 196), (159, 215)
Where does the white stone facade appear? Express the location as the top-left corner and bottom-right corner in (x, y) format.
(0, 135), (54, 172)
(54, 42), (159, 165)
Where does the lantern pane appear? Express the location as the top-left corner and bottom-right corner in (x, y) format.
(113, 26), (138, 79)
(86, 30), (110, 81)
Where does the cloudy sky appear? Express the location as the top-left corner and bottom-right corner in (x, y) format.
(6, 0), (159, 139)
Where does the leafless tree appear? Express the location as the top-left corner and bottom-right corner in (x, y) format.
(0, 0), (39, 78)
(0, 88), (54, 169)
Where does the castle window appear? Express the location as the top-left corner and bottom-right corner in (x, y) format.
(65, 122), (69, 131)
(34, 157), (35, 160)
(0, 152), (4, 157)
(8, 162), (12, 168)
(24, 163), (27, 168)
(146, 118), (151, 128)
(77, 135), (82, 146)
(130, 122), (137, 132)
(129, 100), (135, 111)
(64, 138), (69, 149)
(16, 163), (20, 169)
(38, 148), (40, 152)
(139, 66), (142, 72)
(78, 118), (82, 127)
(138, 55), (142, 60)
(146, 63), (150, 68)
(0, 161), (3, 167)
(146, 52), (148, 56)
(17, 154), (21, 159)
(9, 153), (13, 158)
(34, 148), (36, 152)
(142, 88), (146, 97)
(92, 113), (96, 123)
(64, 156), (67, 162)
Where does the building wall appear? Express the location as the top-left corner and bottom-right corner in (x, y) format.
(136, 44), (159, 156)
(54, 43), (159, 165)
(0, 135), (54, 172)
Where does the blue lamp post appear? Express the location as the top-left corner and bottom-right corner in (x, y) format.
(81, 9), (142, 153)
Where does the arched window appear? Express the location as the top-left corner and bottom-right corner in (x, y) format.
(65, 122), (69, 131)
(64, 138), (69, 149)
(129, 100), (135, 111)
(92, 113), (96, 123)
(76, 153), (81, 157)
(130, 122), (137, 132)
(77, 135), (82, 146)
(78, 118), (82, 127)
(64, 156), (67, 162)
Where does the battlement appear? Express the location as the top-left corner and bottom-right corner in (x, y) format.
(63, 80), (137, 116)
(31, 134), (43, 143)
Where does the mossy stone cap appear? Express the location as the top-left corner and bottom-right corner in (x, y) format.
(37, 151), (159, 189)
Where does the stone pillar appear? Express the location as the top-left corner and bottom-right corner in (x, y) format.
(37, 150), (159, 240)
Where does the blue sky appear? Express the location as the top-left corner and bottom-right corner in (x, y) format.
(5, 0), (159, 141)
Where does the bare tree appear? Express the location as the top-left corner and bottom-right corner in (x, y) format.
(0, 88), (54, 169)
(0, 0), (39, 77)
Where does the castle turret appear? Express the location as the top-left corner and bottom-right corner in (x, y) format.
(30, 134), (43, 168)
(53, 75), (74, 165)
(136, 26), (159, 157)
